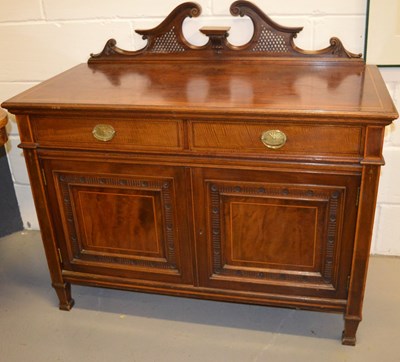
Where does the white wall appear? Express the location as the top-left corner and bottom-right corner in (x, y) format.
(1, 0), (399, 254)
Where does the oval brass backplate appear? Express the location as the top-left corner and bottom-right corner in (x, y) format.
(92, 124), (116, 142)
(260, 129), (287, 149)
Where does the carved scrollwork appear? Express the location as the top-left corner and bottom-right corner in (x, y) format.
(90, 2), (201, 62)
(229, 0), (303, 54)
(90, 39), (119, 58)
(328, 37), (362, 58)
(88, 1), (362, 63)
(229, 1), (361, 58)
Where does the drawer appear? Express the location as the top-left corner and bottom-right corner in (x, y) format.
(189, 121), (363, 159)
(31, 116), (184, 151)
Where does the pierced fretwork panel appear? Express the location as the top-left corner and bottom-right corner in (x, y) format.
(150, 27), (186, 53)
(252, 26), (290, 53)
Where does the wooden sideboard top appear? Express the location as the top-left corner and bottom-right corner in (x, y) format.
(2, 61), (397, 122)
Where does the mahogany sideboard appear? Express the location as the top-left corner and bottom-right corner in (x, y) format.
(0, 109), (8, 147)
(2, 1), (398, 345)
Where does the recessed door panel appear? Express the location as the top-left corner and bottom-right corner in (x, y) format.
(227, 198), (319, 269)
(71, 186), (165, 258)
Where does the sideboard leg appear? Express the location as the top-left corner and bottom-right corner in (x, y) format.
(342, 316), (360, 346)
(52, 282), (75, 311)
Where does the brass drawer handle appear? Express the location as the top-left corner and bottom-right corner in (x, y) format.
(92, 124), (116, 142)
(261, 129), (287, 149)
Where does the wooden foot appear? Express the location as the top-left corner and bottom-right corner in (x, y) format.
(52, 282), (75, 311)
(342, 316), (361, 346)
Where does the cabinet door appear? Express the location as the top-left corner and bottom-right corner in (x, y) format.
(193, 168), (360, 299)
(42, 158), (193, 285)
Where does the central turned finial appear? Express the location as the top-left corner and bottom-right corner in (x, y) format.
(199, 26), (230, 54)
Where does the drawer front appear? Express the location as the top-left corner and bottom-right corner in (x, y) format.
(189, 121), (363, 159)
(32, 116), (184, 151)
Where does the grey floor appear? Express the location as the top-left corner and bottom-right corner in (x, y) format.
(1, 231), (399, 362)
